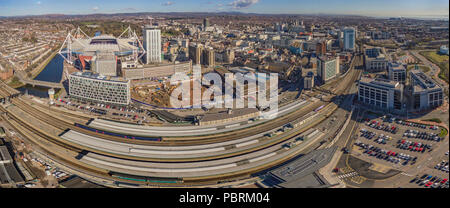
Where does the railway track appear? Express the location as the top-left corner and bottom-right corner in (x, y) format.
(0, 57), (363, 186)
(1, 58), (361, 161)
(0, 106), (110, 177)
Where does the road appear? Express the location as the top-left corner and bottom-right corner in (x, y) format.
(410, 50), (449, 93)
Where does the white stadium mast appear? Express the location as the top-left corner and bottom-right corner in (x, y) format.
(118, 25), (146, 65)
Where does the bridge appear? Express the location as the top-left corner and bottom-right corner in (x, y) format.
(15, 71), (63, 89)
(20, 79), (63, 89)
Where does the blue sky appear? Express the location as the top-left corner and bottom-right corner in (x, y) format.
(0, 0), (448, 17)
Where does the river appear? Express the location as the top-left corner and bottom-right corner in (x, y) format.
(17, 55), (64, 98)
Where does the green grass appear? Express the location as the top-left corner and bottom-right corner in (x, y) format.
(439, 128), (448, 137)
(424, 118), (442, 123)
(421, 51), (449, 63)
(7, 76), (24, 88)
(420, 51), (449, 84)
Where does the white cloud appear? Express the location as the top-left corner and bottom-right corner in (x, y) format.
(93, 6), (99, 11)
(162, 1), (174, 6)
(228, 0), (259, 9)
(36, 1), (41, 5)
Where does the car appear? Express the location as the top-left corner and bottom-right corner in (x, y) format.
(425, 181), (433, 187)
(419, 180), (428, 186)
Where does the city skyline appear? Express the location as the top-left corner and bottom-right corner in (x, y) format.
(0, 0), (449, 18)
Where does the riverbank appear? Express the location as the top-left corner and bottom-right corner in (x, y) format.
(6, 50), (59, 89)
(30, 50), (58, 80)
(7, 78), (25, 88)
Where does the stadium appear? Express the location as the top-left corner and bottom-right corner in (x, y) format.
(59, 27), (145, 76)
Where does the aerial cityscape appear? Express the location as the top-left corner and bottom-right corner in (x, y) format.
(0, 0), (449, 189)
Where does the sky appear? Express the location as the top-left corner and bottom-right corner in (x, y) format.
(0, 0), (448, 18)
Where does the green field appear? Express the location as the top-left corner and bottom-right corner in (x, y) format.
(419, 51), (449, 84)
(424, 118), (442, 123)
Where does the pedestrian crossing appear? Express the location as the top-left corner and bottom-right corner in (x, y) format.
(336, 167), (367, 184)
(338, 171), (358, 179)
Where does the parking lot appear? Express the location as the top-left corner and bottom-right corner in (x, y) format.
(351, 114), (446, 173)
(408, 173), (449, 188)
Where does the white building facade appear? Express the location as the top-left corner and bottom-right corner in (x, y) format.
(317, 56), (339, 83)
(143, 27), (162, 64)
(410, 70), (443, 110)
(358, 77), (404, 110)
(68, 72), (131, 105)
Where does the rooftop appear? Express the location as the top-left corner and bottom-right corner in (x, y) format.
(365, 47), (386, 59)
(360, 77), (402, 89)
(71, 71), (128, 83)
(266, 147), (336, 188)
(389, 62), (406, 71)
(317, 55), (337, 62)
(410, 69), (441, 92)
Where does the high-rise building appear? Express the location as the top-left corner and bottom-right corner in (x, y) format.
(203, 18), (210, 30)
(316, 41), (326, 55)
(195, 44), (203, 65)
(143, 26), (161, 64)
(343, 27), (356, 51)
(304, 71), (314, 90)
(203, 47), (215, 68)
(317, 55), (339, 83)
(225, 48), (235, 64)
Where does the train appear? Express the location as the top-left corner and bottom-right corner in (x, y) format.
(314, 105), (325, 112)
(74, 123), (162, 142)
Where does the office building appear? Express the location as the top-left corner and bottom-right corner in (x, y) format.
(189, 43), (204, 65)
(304, 72), (314, 90)
(225, 49), (235, 64)
(68, 71), (131, 105)
(343, 27), (356, 51)
(203, 18), (210, 29)
(317, 55), (339, 83)
(358, 77), (403, 110)
(316, 41), (326, 55)
(203, 47), (215, 68)
(365, 47), (388, 72)
(123, 61), (192, 80)
(388, 62), (406, 83)
(410, 70), (443, 110)
(92, 51), (118, 76)
(143, 26), (162, 64)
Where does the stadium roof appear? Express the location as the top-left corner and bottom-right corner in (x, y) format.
(71, 35), (138, 55)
